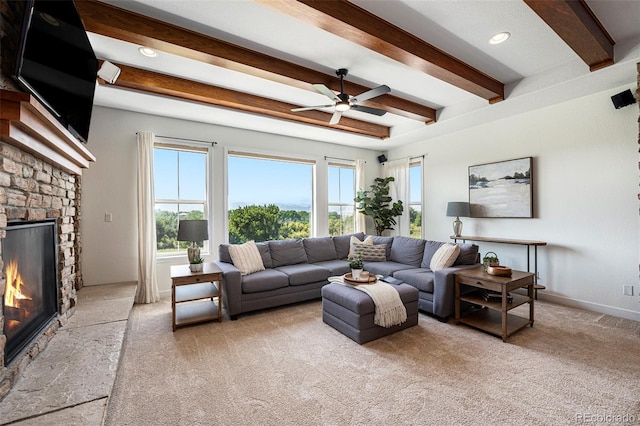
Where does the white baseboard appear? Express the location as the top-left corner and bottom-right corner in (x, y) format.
(537, 292), (640, 322)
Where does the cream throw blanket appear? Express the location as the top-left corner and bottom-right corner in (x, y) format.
(328, 276), (407, 328)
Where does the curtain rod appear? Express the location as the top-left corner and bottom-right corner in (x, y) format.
(324, 156), (365, 163)
(136, 133), (217, 146)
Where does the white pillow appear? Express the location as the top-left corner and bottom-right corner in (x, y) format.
(430, 243), (461, 271)
(348, 235), (373, 258)
(228, 241), (265, 276)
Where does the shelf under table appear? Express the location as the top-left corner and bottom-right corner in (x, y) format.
(175, 299), (220, 327)
(459, 308), (532, 338)
(175, 282), (218, 303)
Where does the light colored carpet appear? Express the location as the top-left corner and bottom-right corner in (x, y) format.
(105, 298), (640, 426)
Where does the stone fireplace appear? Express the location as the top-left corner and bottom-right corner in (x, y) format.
(0, 89), (96, 400)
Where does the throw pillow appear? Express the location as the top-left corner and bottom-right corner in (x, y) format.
(228, 240), (265, 276)
(429, 243), (461, 271)
(348, 235), (373, 259)
(353, 242), (387, 262)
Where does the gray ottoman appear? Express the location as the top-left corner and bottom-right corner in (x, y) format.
(321, 282), (419, 344)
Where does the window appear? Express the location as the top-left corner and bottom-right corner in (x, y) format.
(328, 162), (355, 236)
(154, 144), (208, 256)
(409, 160), (423, 238)
(227, 151), (313, 243)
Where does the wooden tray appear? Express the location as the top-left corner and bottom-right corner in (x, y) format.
(343, 272), (377, 284)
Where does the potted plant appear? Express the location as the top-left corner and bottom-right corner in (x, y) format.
(354, 177), (404, 236)
(348, 252), (364, 279)
(189, 256), (204, 273)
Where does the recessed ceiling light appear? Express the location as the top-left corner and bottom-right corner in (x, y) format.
(489, 32), (511, 45)
(40, 13), (60, 27)
(138, 47), (158, 57)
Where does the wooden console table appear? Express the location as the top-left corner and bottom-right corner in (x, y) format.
(451, 235), (547, 298)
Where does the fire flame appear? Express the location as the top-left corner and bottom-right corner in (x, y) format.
(5, 259), (31, 307)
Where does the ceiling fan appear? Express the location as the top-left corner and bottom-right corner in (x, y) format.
(292, 68), (390, 124)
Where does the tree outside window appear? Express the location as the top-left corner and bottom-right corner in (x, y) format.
(409, 161), (423, 238)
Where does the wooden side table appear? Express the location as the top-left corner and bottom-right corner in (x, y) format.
(171, 262), (223, 332)
(454, 266), (534, 342)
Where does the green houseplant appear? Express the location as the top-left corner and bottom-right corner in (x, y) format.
(189, 256), (204, 272)
(348, 252), (364, 279)
(354, 176), (404, 236)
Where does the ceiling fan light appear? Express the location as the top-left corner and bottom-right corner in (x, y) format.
(138, 47), (158, 57)
(335, 102), (350, 112)
(489, 32), (511, 45)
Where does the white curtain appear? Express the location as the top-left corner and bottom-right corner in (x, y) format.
(384, 158), (410, 236)
(355, 159), (367, 233)
(135, 131), (160, 304)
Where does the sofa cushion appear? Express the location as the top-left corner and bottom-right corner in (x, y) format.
(421, 241), (445, 269)
(228, 241), (266, 276)
(241, 269), (289, 293)
(390, 236), (426, 268)
(313, 259), (351, 276)
(276, 263), (331, 286)
(333, 232), (365, 259)
(372, 236), (393, 259)
(269, 238), (308, 267)
(219, 242), (272, 269)
(363, 261), (414, 277)
(353, 242), (387, 262)
(348, 235), (372, 259)
(430, 243), (461, 271)
(454, 243), (479, 266)
(393, 269), (436, 293)
(303, 237), (337, 263)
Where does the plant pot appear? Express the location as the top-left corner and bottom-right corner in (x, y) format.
(189, 263), (203, 273)
(351, 269), (363, 279)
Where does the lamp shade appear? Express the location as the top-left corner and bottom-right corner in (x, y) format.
(177, 220), (209, 242)
(446, 202), (470, 217)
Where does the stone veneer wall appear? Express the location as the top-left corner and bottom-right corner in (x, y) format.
(0, 143), (83, 400)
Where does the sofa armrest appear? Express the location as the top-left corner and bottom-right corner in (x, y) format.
(214, 261), (242, 317)
(433, 264), (480, 319)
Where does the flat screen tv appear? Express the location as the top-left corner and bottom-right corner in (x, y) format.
(13, 0), (98, 144)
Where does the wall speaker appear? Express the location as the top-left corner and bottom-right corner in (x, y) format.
(611, 89), (636, 109)
(97, 61), (121, 84)
(377, 154), (387, 164)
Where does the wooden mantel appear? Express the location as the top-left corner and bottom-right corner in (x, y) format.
(0, 90), (96, 175)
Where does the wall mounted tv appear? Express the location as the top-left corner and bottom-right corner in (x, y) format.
(13, 0), (98, 144)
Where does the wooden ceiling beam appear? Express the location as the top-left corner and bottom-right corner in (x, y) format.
(258, 0), (505, 103)
(103, 63), (390, 139)
(75, 0), (435, 124)
(524, 0), (615, 71)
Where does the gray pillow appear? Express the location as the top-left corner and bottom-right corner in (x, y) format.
(453, 243), (479, 266)
(390, 236), (426, 268)
(269, 238), (308, 267)
(303, 237), (337, 263)
(421, 241), (445, 269)
(372, 235), (393, 260)
(333, 232), (365, 259)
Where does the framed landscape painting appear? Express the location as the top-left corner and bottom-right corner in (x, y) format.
(468, 157), (533, 218)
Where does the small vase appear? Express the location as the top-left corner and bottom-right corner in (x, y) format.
(351, 269), (363, 279)
(190, 263), (203, 273)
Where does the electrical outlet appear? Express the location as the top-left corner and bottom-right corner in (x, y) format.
(104, 212), (113, 222)
(623, 285), (633, 296)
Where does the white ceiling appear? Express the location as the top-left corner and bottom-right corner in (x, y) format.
(89, 0), (640, 150)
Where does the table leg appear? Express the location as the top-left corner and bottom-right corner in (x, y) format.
(502, 287), (508, 342)
(454, 278), (461, 323)
(172, 283), (176, 332)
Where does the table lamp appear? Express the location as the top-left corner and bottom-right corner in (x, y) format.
(177, 219), (209, 262)
(446, 202), (470, 237)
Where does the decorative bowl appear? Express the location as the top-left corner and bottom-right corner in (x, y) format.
(486, 265), (512, 277)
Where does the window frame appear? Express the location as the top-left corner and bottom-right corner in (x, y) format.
(327, 160), (356, 236)
(153, 139), (211, 259)
(409, 158), (423, 239)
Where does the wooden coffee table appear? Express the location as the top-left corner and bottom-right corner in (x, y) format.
(454, 266), (534, 342)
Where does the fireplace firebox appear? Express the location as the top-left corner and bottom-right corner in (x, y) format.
(2, 220), (58, 365)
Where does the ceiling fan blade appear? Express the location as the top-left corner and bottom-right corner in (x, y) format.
(351, 104), (387, 116)
(291, 104), (334, 112)
(329, 110), (343, 125)
(313, 84), (341, 102)
(351, 85), (390, 104)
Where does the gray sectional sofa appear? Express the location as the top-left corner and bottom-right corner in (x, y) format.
(215, 233), (479, 321)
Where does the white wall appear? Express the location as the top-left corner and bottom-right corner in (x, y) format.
(81, 107), (381, 293)
(388, 85), (640, 321)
